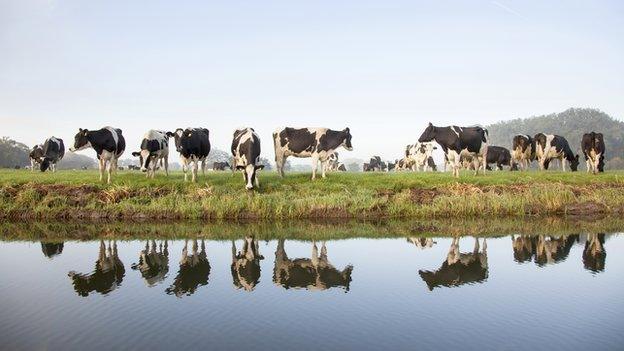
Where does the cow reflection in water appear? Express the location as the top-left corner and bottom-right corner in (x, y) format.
(273, 240), (353, 291)
(535, 235), (577, 266)
(131, 240), (169, 286)
(41, 242), (64, 258)
(407, 237), (436, 249)
(419, 237), (488, 290)
(583, 233), (606, 273)
(231, 237), (264, 291)
(511, 235), (536, 263)
(166, 240), (210, 297)
(68, 240), (125, 297)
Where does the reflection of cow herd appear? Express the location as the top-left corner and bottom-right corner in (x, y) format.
(27, 124), (607, 191)
(37, 234), (608, 297)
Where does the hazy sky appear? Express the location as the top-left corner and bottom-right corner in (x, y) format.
(1, 0), (623, 162)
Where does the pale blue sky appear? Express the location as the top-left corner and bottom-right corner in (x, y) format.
(1, 0), (622, 162)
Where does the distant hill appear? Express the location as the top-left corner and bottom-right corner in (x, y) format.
(486, 108), (624, 169)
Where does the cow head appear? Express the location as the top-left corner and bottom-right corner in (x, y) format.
(69, 128), (91, 152)
(131, 150), (152, 172)
(570, 154), (580, 171)
(40, 158), (51, 172)
(341, 128), (353, 151)
(237, 163), (265, 190)
(171, 128), (185, 152)
(418, 123), (436, 142)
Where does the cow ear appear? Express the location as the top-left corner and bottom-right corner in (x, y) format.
(131, 152), (141, 157)
(255, 165), (265, 170)
(78, 128), (83, 132)
(166, 132), (174, 137)
(343, 127), (350, 133)
(428, 122), (433, 127)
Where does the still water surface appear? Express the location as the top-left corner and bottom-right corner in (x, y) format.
(0, 233), (623, 350)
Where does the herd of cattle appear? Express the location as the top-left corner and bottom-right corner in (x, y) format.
(26, 123), (606, 189)
(41, 233), (606, 296)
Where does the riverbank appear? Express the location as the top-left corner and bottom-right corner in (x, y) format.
(1, 169), (624, 220)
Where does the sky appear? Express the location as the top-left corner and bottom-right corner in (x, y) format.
(1, 0), (623, 163)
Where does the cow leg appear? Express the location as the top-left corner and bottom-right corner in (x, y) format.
(586, 158), (591, 173)
(472, 157), (480, 176)
(275, 153), (285, 177)
(99, 158), (105, 182)
(255, 172), (260, 188)
(311, 155), (319, 180)
(106, 159), (113, 184)
(593, 155), (600, 175)
(192, 159), (198, 183)
(321, 160), (328, 178)
(164, 156), (169, 176)
(561, 157), (567, 172)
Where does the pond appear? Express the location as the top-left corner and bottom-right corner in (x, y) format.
(0, 221), (623, 350)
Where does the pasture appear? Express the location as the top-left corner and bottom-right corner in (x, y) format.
(1, 169), (624, 220)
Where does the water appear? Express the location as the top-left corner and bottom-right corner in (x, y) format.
(0, 224), (623, 350)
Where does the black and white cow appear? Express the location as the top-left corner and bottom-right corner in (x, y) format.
(170, 128), (211, 182)
(337, 163), (347, 171)
(166, 240), (210, 297)
(327, 152), (340, 171)
(213, 161), (231, 171)
(511, 134), (535, 171)
(273, 127), (353, 180)
(485, 146), (514, 171)
(364, 156), (386, 172)
(231, 128), (264, 190)
(131, 130), (170, 178)
(70, 127), (126, 183)
(231, 237), (264, 291)
(534, 133), (579, 171)
(406, 142), (437, 171)
(418, 123), (489, 177)
(39, 137), (65, 172)
(29, 144), (44, 172)
(395, 157), (415, 171)
(581, 132), (606, 174)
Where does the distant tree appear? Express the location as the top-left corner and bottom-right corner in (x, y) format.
(206, 148), (231, 164)
(0, 137), (30, 168)
(486, 108), (624, 170)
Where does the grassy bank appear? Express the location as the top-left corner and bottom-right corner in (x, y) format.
(1, 169), (624, 220)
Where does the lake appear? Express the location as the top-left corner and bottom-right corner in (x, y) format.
(0, 221), (622, 350)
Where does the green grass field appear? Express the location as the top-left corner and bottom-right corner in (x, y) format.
(1, 169), (624, 220)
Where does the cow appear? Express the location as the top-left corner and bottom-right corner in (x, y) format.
(386, 161), (396, 172)
(273, 127), (353, 180)
(583, 233), (606, 273)
(395, 157), (415, 171)
(485, 146), (515, 171)
(511, 235), (536, 263)
(170, 128), (211, 182)
(29, 145), (44, 172)
(581, 132), (606, 174)
(42, 138), (65, 172)
(418, 237), (488, 290)
(364, 156), (386, 172)
(131, 130), (170, 178)
(336, 163), (347, 171)
(407, 237), (436, 249)
(69, 127), (126, 183)
(327, 152), (340, 171)
(231, 237), (264, 291)
(131, 240), (169, 287)
(534, 133), (579, 171)
(68, 240), (125, 297)
(128, 165), (141, 171)
(232, 128), (264, 190)
(166, 240), (210, 297)
(406, 142), (437, 171)
(418, 123), (489, 177)
(213, 161), (231, 171)
(273, 240), (353, 291)
(511, 134), (535, 171)
(41, 242), (64, 259)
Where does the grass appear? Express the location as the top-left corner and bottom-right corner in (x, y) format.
(1, 169), (624, 220)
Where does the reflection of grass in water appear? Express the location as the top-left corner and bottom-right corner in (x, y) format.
(1, 169), (624, 220)
(1, 217), (623, 241)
